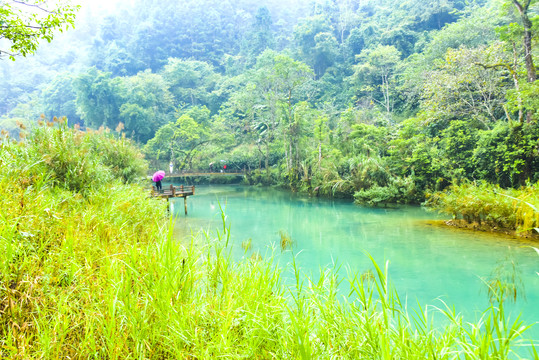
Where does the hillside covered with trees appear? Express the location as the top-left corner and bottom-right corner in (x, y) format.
(1, 0), (538, 205)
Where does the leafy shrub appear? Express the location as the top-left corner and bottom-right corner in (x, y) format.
(26, 121), (112, 194)
(348, 155), (391, 189)
(441, 119), (478, 178)
(89, 131), (148, 183)
(3, 120), (147, 195)
(354, 176), (417, 206)
(473, 122), (539, 187)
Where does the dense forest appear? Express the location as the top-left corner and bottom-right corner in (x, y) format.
(1, 0), (538, 205)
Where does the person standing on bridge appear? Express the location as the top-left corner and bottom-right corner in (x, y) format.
(223, 164), (227, 172)
(152, 170), (165, 192)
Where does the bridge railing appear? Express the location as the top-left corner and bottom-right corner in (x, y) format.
(151, 184), (195, 196)
(157, 170), (246, 177)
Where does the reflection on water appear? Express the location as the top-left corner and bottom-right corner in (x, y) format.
(170, 184), (539, 338)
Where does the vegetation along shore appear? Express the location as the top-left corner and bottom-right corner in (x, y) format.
(1, 0), (539, 358)
(1, 123), (538, 359)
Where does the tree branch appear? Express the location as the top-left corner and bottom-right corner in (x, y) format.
(0, 49), (18, 57)
(178, 140), (211, 171)
(11, 0), (56, 14)
(474, 62), (514, 74)
(1, 25), (52, 30)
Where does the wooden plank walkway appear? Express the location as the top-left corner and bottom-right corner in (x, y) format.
(151, 185), (195, 214)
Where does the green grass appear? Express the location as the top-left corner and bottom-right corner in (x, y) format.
(426, 181), (539, 236)
(1, 125), (537, 358)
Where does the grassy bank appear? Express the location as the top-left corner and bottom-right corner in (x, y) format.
(1, 124), (537, 358)
(427, 182), (539, 238)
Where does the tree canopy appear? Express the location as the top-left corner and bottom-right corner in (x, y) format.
(0, 0), (79, 60)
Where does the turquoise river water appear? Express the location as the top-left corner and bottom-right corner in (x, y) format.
(169, 184), (539, 343)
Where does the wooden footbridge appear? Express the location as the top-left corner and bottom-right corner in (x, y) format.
(165, 171), (244, 178)
(149, 170), (245, 214)
(151, 184), (195, 214)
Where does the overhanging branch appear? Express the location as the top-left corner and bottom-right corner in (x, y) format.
(11, 0), (57, 14)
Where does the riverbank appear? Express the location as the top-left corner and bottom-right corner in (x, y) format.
(425, 219), (539, 243)
(445, 219), (539, 240)
(1, 125), (537, 358)
(426, 182), (539, 238)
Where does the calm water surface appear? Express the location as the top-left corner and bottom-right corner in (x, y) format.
(169, 184), (539, 339)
